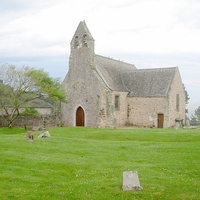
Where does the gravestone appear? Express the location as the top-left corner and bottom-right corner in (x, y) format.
(38, 131), (51, 138)
(122, 171), (142, 191)
(26, 131), (34, 142)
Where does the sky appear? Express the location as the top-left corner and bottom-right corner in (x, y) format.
(0, 0), (200, 116)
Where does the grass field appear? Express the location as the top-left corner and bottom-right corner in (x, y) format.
(0, 127), (200, 200)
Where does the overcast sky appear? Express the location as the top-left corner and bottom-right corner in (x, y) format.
(0, 0), (200, 116)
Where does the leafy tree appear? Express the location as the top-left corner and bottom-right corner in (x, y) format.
(184, 84), (190, 113)
(190, 114), (198, 124)
(194, 106), (200, 122)
(190, 106), (200, 125)
(0, 65), (67, 128)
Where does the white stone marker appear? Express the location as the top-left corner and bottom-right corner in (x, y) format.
(122, 171), (142, 191)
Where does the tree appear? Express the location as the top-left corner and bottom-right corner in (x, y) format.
(0, 65), (67, 128)
(190, 106), (200, 125)
(184, 84), (190, 113)
(190, 114), (198, 124)
(194, 106), (200, 122)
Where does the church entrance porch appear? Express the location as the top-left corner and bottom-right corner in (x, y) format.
(76, 106), (85, 126)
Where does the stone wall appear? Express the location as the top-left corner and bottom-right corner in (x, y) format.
(61, 27), (107, 127)
(127, 97), (168, 128)
(168, 68), (186, 126)
(113, 91), (129, 127)
(0, 114), (60, 129)
(98, 91), (116, 128)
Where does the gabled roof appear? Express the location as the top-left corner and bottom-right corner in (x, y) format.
(95, 55), (136, 91)
(95, 55), (177, 97)
(121, 67), (177, 97)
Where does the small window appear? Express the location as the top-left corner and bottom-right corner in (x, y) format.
(74, 36), (79, 48)
(115, 95), (119, 109)
(176, 94), (180, 111)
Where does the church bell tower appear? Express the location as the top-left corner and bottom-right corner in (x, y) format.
(69, 21), (95, 71)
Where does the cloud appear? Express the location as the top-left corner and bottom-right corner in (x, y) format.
(2, 0), (200, 57)
(0, 0), (200, 114)
(0, 0), (57, 13)
(82, 0), (200, 58)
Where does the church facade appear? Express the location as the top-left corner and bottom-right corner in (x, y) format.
(61, 21), (186, 128)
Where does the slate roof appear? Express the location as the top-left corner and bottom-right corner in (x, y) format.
(95, 55), (136, 91)
(95, 56), (177, 97)
(121, 67), (177, 97)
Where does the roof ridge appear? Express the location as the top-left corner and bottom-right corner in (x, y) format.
(136, 67), (177, 71)
(95, 54), (136, 67)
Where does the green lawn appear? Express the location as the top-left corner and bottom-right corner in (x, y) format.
(0, 127), (200, 200)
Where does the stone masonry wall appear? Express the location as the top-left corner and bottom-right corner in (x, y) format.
(0, 114), (59, 129)
(98, 91), (130, 128)
(98, 91), (116, 128)
(113, 91), (129, 127)
(61, 48), (107, 127)
(168, 68), (186, 126)
(127, 97), (168, 127)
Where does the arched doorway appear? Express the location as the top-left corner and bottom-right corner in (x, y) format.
(76, 106), (85, 126)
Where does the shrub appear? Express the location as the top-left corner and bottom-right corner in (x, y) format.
(22, 107), (39, 115)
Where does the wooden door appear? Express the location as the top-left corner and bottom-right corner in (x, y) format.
(158, 114), (164, 128)
(76, 107), (85, 126)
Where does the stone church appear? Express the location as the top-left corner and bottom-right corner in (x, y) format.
(61, 21), (186, 128)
